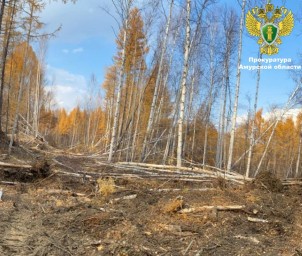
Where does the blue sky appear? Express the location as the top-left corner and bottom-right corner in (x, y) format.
(40, 0), (116, 109)
(40, 0), (302, 114)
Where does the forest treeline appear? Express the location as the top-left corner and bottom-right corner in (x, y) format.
(0, 0), (301, 179)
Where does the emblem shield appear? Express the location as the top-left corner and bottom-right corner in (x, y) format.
(261, 23), (278, 45)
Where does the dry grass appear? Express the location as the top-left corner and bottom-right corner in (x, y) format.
(163, 198), (184, 214)
(245, 192), (261, 203)
(97, 178), (116, 197)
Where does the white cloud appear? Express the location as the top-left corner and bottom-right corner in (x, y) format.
(46, 65), (88, 111)
(237, 108), (302, 125)
(40, 0), (117, 43)
(262, 108), (301, 124)
(236, 114), (248, 125)
(72, 47), (83, 53)
(61, 47), (84, 54)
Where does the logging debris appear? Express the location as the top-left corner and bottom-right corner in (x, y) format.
(0, 146), (301, 255)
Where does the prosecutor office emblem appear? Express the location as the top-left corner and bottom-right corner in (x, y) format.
(245, 0), (294, 55)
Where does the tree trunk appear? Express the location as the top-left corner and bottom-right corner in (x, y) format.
(0, 0), (14, 132)
(8, 2), (34, 155)
(246, 53), (262, 178)
(226, 0), (246, 172)
(203, 26), (216, 166)
(295, 125), (302, 177)
(216, 62), (228, 168)
(5, 61), (13, 135)
(183, 70), (195, 157)
(141, 0), (174, 160)
(177, 0), (191, 167)
(108, 1), (131, 162)
(33, 62), (41, 137)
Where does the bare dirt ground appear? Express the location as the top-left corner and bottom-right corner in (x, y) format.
(0, 143), (302, 255)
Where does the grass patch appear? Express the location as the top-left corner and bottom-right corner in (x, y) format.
(97, 178), (116, 197)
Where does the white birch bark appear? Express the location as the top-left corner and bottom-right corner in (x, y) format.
(183, 70), (195, 157)
(245, 53), (262, 178)
(33, 62), (40, 137)
(191, 112), (197, 162)
(177, 0), (191, 168)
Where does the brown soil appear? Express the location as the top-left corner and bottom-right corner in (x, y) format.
(0, 153), (302, 255)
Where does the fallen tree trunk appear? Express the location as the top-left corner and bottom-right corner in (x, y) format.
(0, 161), (32, 169)
(55, 169), (222, 183)
(0, 180), (20, 185)
(282, 180), (302, 186)
(36, 188), (86, 197)
(116, 162), (247, 183)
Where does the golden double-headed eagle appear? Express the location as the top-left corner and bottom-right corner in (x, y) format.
(246, 1), (294, 55)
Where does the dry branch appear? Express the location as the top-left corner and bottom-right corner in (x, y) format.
(0, 181), (20, 185)
(110, 194), (137, 203)
(36, 189), (86, 197)
(149, 188), (215, 192)
(234, 235), (260, 244)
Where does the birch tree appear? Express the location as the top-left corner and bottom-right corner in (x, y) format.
(226, 0), (246, 172)
(177, 0), (191, 167)
(245, 53), (262, 178)
(141, 0), (174, 161)
(215, 7), (238, 168)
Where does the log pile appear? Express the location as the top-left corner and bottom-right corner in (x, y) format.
(1, 153), (302, 186)
(113, 162), (250, 185)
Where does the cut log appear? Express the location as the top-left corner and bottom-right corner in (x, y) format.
(247, 217), (269, 223)
(180, 205), (245, 213)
